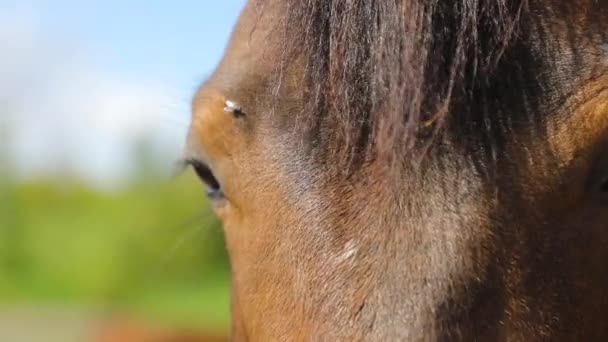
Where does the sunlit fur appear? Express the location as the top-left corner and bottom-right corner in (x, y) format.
(188, 0), (608, 340)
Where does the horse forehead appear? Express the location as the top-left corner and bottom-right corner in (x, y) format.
(211, 0), (284, 85)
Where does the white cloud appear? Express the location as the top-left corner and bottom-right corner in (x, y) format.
(0, 5), (191, 188)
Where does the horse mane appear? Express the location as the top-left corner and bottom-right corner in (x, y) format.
(270, 0), (528, 168)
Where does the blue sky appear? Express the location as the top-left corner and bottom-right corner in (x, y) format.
(0, 1), (247, 187)
(33, 0), (246, 91)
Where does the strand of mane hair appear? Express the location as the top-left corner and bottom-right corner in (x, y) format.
(261, 0), (527, 170)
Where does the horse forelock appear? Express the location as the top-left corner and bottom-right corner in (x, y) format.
(256, 0), (533, 170)
(242, 0), (608, 177)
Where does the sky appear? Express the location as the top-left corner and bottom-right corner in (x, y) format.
(0, 0), (246, 187)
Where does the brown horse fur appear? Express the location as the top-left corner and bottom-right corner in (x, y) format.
(186, 0), (608, 340)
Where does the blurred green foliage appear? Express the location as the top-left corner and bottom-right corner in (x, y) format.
(0, 169), (231, 330)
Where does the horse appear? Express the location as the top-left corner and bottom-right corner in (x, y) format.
(184, 0), (608, 340)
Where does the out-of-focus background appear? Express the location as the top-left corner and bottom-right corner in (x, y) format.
(0, 1), (246, 341)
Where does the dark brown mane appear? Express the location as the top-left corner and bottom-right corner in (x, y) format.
(270, 0), (529, 168)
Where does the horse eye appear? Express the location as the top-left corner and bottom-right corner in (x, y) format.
(190, 160), (223, 199)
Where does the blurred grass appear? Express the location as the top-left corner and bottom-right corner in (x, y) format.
(0, 170), (231, 331)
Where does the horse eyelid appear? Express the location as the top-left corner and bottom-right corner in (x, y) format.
(182, 158), (222, 195)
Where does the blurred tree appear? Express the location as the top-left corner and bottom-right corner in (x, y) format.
(130, 133), (167, 184)
(0, 121), (230, 327)
(0, 119), (28, 289)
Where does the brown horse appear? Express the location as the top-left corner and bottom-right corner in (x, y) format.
(185, 0), (608, 340)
